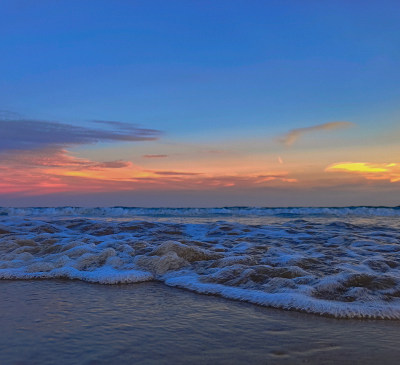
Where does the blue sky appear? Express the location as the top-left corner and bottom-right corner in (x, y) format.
(1, 1), (400, 206)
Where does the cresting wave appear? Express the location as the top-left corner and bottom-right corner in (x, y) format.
(1, 206), (400, 217)
(1, 214), (400, 319)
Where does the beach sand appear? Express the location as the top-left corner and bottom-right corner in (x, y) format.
(1, 280), (400, 364)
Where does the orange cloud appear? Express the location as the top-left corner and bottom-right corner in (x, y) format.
(0, 148), (297, 196)
(326, 162), (400, 182)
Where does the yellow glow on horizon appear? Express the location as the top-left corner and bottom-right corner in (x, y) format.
(326, 162), (400, 183)
(327, 162), (388, 173)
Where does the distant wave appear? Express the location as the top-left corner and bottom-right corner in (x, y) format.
(1, 206), (400, 217)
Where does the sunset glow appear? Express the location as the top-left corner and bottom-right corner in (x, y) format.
(0, 1), (399, 206)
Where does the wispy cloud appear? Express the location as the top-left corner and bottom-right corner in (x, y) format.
(142, 154), (168, 158)
(153, 170), (201, 176)
(280, 121), (355, 146)
(0, 118), (162, 152)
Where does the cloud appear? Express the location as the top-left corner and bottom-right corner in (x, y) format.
(0, 113), (162, 194)
(0, 112), (299, 196)
(153, 171), (202, 176)
(0, 147), (133, 170)
(142, 154), (168, 158)
(326, 162), (400, 183)
(280, 121), (355, 146)
(0, 146), (297, 196)
(93, 160), (132, 169)
(0, 118), (162, 152)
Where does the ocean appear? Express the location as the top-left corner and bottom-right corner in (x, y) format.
(1, 206), (400, 319)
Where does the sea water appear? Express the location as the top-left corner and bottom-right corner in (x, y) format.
(2, 280), (400, 364)
(1, 206), (400, 319)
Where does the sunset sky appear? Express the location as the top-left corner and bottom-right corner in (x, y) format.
(1, 0), (399, 207)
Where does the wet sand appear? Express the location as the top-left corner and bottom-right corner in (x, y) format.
(1, 281), (400, 364)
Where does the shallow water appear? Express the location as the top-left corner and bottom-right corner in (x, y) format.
(1, 280), (400, 365)
(1, 208), (400, 318)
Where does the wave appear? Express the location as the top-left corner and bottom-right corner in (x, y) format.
(1, 216), (400, 319)
(1, 206), (400, 217)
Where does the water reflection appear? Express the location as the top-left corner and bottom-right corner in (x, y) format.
(1, 280), (400, 364)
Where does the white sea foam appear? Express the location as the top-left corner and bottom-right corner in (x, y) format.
(1, 210), (400, 319)
(1, 206), (400, 218)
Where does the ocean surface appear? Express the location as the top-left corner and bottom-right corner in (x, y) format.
(1, 206), (400, 319)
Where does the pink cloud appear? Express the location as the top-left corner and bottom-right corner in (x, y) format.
(0, 148), (297, 196)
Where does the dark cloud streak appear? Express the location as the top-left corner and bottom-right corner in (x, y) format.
(142, 154), (168, 158)
(0, 118), (162, 152)
(153, 171), (202, 176)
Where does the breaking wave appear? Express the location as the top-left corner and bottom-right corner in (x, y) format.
(1, 211), (400, 319)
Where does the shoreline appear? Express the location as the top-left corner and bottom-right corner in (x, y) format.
(2, 280), (400, 364)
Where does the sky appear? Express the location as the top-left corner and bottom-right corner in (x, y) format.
(1, 0), (400, 207)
